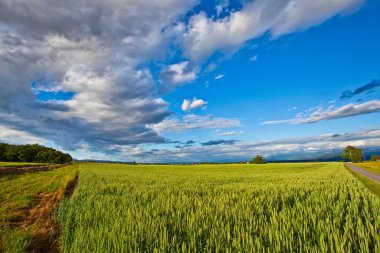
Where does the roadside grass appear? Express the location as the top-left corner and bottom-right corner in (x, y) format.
(0, 164), (79, 253)
(59, 162), (380, 252)
(346, 165), (380, 198)
(354, 161), (380, 174)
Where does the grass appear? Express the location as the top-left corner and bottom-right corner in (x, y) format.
(347, 169), (380, 198)
(59, 162), (380, 253)
(354, 161), (380, 174)
(347, 162), (380, 198)
(0, 162), (51, 168)
(0, 164), (79, 252)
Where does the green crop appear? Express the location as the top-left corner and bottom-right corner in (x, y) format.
(58, 163), (380, 252)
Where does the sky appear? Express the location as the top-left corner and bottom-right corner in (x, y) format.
(0, 0), (379, 162)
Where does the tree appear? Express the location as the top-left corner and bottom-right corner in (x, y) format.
(0, 143), (9, 161)
(342, 146), (363, 162)
(0, 142), (72, 164)
(251, 155), (266, 164)
(371, 155), (380, 161)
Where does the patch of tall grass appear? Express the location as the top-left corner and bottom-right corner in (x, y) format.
(59, 163), (380, 252)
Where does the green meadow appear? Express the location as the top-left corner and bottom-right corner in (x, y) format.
(0, 165), (78, 252)
(0, 162), (50, 168)
(57, 163), (380, 252)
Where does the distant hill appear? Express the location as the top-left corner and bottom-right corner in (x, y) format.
(267, 149), (380, 163)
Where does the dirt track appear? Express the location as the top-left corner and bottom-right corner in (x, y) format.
(9, 173), (78, 252)
(345, 162), (380, 184)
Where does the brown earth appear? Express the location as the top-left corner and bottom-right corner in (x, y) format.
(10, 175), (78, 253)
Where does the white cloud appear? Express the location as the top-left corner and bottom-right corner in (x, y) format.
(214, 130), (244, 136)
(249, 55), (258, 62)
(0, 125), (46, 145)
(216, 5), (224, 17)
(215, 0), (229, 17)
(215, 74), (224, 80)
(262, 100), (380, 125)
(181, 98), (208, 112)
(0, 0), (201, 151)
(179, 0), (363, 62)
(149, 114), (241, 133)
(160, 61), (198, 90)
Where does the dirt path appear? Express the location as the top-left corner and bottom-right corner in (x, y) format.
(345, 162), (380, 184)
(10, 191), (62, 253)
(10, 174), (78, 252)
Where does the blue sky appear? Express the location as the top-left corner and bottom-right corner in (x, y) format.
(0, 0), (379, 162)
(164, 2), (380, 140)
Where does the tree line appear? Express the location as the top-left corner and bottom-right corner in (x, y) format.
(339, 146), (379, 162)
(0, 143), (72, 164)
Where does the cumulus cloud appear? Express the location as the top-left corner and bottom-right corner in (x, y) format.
(179, 0), (363, 61)
(160, 61), (198, 90)
(262, 100), (380, 125)
(340, 79), (380, 99)
(181, 98), (208, 112)
(149, 114), (241, 133)
(0, 0), (198, 151)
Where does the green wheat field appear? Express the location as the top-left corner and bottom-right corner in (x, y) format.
(54, 163), (380, 252)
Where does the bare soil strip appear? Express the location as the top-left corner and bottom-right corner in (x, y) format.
(345, 162), (380, 184)
(64, 174), (79, 198)
(0, 165), (67, 176)
(10, 174), (79, 253)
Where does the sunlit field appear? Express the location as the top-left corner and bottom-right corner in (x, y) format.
(356, 161), (380, 174)
(0, 165), (78, 252)
(0, 162), (50, 168)
(58, 163), (380, 253)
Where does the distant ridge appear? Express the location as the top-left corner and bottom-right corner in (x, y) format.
(74, 149), (380, 164)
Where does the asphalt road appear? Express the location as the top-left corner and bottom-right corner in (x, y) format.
(345, 162), (380, 184)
